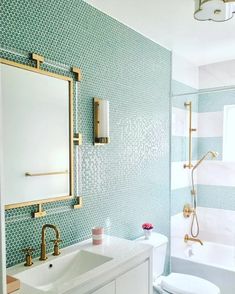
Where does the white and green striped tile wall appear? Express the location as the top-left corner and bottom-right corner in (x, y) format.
(171, 80), (235, 215)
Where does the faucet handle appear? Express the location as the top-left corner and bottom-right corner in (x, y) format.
(50, 239), (62, 245)
(22, 247), (35, 266)
(50, 239), (62, 256)
(22, 247), (35, 254)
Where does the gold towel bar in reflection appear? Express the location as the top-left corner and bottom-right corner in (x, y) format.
(25, 171), (68, 177)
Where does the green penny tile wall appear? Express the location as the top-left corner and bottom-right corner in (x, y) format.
(1, 0), (171, 268)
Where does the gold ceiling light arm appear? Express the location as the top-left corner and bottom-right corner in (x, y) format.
(184, 101), (197, 169)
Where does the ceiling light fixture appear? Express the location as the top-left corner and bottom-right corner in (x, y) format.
(194, 0), (235, 22)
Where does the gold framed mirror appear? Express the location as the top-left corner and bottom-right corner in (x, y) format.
(1, 54), (82, 216)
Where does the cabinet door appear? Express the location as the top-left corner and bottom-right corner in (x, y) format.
(92, 281), (115, 294)
(116, 260), (149, 294)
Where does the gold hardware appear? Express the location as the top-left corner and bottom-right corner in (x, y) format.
(214, 9), (221, 15)
(1, 56), (76, 211)
(25, 170), (68, 177)
(22, 247), (35, 266)
(5, 195), (74, 210)
(32, 53), (44, 69)
(72, 66), (82, 81)
(183, 203), (194, 218)
(73, 196), (83, 209)
(94, 97), (110, 145)
(73, 133), (83, 145)
(33, 203), (46, 218)
(50, 239), (62, 256)
(40, 224), (61, 261)
(184, 101), (197, 169)
(184, 234), (203, 246)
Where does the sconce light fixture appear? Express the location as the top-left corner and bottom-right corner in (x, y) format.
(94, 97), (110, 145)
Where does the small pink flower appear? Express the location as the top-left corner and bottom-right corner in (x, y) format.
(142, 223), (154, 230)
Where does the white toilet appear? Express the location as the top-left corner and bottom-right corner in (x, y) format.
(136, 232), (220, 294)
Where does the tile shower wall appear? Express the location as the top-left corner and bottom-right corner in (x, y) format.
(1, 0), (171, 267)
(197, 89), (235, 210)
(171, 83), (235, 216)
(171, 80), (198, 215)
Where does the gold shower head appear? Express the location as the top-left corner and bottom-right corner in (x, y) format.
(210, 151), (219, 159)
(193, 150), (219, 171)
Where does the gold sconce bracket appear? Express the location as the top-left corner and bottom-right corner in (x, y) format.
(72, 67), (82, 81)
(33, 204), (46, 218)
(32, 53), (44, 69)
(183, 203), (194, 218)
(73, 196), (83, 209)
(73, 133), (83, 145)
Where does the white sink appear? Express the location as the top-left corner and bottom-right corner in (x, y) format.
(14, 250), (112, 293)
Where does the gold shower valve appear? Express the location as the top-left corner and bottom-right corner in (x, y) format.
(183, 204), (194, 218)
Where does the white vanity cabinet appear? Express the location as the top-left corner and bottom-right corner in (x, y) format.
(8, 237), (152, 294)
(92, 260), (150, 294)
(116, 260), (149, 294)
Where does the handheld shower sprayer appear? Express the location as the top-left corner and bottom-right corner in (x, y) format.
(191, 151), (218, 196)
(190, 150), (218, 237)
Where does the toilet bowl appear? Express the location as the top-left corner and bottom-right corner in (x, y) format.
(135, 232), (220, 294)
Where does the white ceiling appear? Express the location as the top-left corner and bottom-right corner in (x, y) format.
(84, 0), (235, 66)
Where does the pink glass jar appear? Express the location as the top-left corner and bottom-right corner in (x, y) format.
(92, 227), (104, 245)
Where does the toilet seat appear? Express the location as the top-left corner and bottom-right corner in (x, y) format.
(160, 273), (220, 294)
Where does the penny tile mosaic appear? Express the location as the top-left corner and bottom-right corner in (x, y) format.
(1, 0), (171, 267)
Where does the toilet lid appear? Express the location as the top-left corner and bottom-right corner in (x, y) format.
(161, 273), (220, 294)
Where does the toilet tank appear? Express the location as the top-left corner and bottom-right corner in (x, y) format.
(135, 232), (168, 279)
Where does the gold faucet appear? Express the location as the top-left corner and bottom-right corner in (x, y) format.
(39, 224), (62, 260)
(184, 234), (203, 246)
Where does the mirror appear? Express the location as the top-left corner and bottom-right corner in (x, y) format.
(1, 59), (74, 209)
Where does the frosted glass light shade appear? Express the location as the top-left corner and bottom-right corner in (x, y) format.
(194, 0), (235, 22)
(94, 98), (110, 144)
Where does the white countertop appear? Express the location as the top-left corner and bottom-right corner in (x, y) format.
(8, 236), (152, 294)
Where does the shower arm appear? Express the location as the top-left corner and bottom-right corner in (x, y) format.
(191, 151), (218, 208)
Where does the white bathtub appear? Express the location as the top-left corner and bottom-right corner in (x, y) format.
(171, 237), (235, 294)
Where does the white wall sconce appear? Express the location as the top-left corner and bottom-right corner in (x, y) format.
(94, 97), (110, 145)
